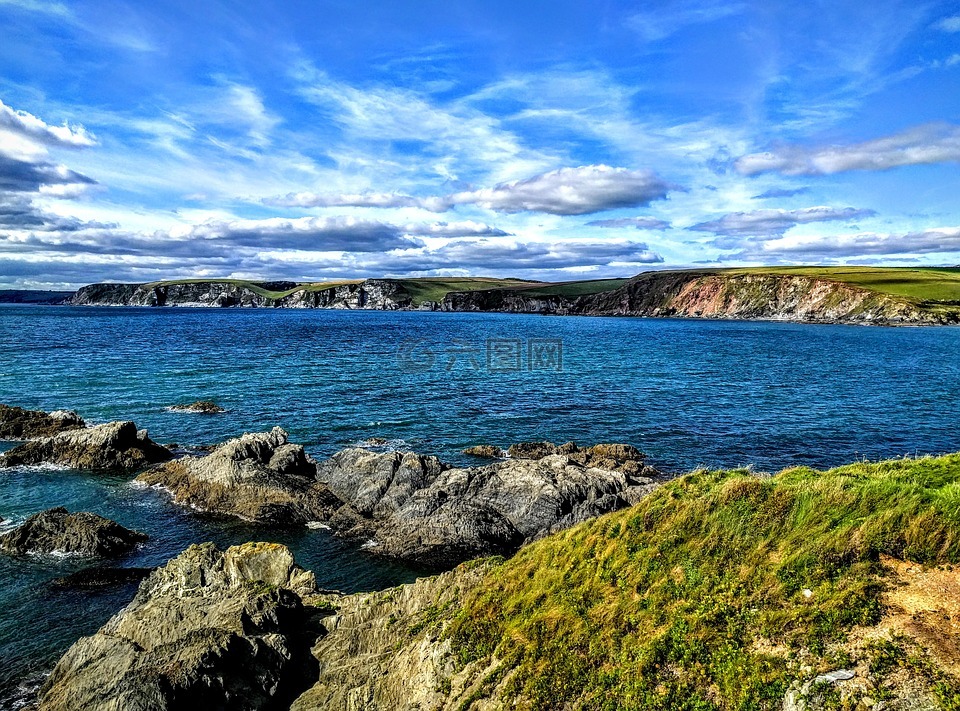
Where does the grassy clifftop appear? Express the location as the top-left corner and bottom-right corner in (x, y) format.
(442, 453), (960, 709)
(299, 452), (960, 710)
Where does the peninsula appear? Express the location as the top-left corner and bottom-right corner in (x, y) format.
(60, 266), (960, 325)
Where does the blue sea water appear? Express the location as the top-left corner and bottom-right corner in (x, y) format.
(1, 304), (960, 703)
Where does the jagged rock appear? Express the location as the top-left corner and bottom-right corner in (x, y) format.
(36, 542), (324, 711)
(0, 421), (172, 472)
(462, 445), (505, 459)
(0, 404), (85, 440)
(507, 441), (557, 459)
(318, 446), (662, 570)
(0, 507), (147, 556)
(166, 400), (224, 414)
(51, 567), (153, 590)
(290, 562), (491, 711)
(137, 427), (341, 525)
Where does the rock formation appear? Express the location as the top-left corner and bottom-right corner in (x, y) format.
(137, 427), (341, 525)
(318, 444), (661, 569)
(0, 404), (85, 440)
(0, 421), (172, 471)
(166, 400), (225, 414)
(36, 542), (325, 710)
(290, 562), (490, 711)
(0, 507), (147, 556)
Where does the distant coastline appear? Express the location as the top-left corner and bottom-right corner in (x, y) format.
(4, 266), (960, 325)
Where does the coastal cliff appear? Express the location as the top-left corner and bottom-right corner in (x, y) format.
(68, 279), (414, 309)
(64, 268), (960, 324)
(442, 271), (957, 324)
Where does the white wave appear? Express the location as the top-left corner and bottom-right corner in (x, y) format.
(360, 539), (380, 549)
(306, 521), (331, 530)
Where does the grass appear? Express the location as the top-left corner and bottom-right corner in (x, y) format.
(720, 267), (960, 304)
(393, 277), (541, 305)
(514, 278), (631, 298)
(445, 453), (960, 710)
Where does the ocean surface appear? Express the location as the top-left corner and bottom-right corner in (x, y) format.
(1, 305), (960, 704)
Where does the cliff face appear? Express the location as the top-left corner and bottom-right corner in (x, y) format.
(442, 271), (956, 324)
(66, 272), (957, 324)
(69, 280), (414, 309)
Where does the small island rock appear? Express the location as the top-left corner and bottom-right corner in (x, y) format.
(463, 444), (505, 458)
(137, 427), (341, 525)
(0, 404), (85, 440)
(0, 507), (147, 556)
(0, 421), (172, 472)
(167, 400), (225, 414)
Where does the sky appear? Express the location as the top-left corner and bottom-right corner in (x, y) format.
(1, 0), (959, 288)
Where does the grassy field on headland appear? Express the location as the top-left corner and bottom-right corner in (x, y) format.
(439, 452), (960, 709)
(140, 267), (960, 307)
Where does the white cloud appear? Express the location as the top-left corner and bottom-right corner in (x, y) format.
(626, 0), (744, 42)
(267, 165), (677, 216)
(585, 217), (671, 230)
(727, 227), (960, 260)
(935, 15), (960, 32)
(266, 191), (450, 212)
(448, 165), (676, 215)
(0, 99), (96, 161)
(690, 206), (876, 238)
(736, 123), (960, 175)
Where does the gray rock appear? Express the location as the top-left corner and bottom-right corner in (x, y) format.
(166, 400), (224, 414)
(37, 541), (323, 711)
(318, 446), (663, 569)
(0, 404), (85, 440)
(137, 427), (341, 525)
(462, 444), (505, 459)
(0, 507), (147, 556)
(0, 421), (172, 472)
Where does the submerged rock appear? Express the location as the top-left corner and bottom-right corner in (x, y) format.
(50, 567), (153, 590)
(0, 404), (85, 440)
(0, 421), (172, 472)
(37, 542), (324, 711)
(318, 444), (662, 570)
(167, 400), (225, 414)
(0, 507), (147, 556)
(462, 444), (505, 459)
(137, 427), (341, 524)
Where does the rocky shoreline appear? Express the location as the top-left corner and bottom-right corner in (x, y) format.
(59, 271), (960, 325)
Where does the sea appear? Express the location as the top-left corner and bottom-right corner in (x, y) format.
(1, 305), (959, 705)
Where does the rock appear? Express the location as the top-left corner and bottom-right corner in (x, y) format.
(0, 507), (148, 556)
(291, 562), (491, 711)
(318, 445), (662, 570)
(506, 441), (557, 459)
(167, 400), (225, 414)
(0, 404), (85, 440)
(50, 567), (153, 590)
(462, 444), (505, 459)
(0, 421), (172, 472)
(137, 427), (342, 525)
(36, 542), (324, 711)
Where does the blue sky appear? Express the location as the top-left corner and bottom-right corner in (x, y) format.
(1, 0), (959, 288)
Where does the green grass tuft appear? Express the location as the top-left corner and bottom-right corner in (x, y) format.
(446, 453), (960, 709)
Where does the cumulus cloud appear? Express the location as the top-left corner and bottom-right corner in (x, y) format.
(0, 98), (96, 153)
(448, 165), (675, 215)
(585, 216), (671, 230)
(400, 221), (510, 238)
(736, 123), (960, 176)
(0, 154), (96, 194)
(0, 195), (114, 231)
(690, 206), (875, 238)
(725, 227), (960, 260)
(267, 165), (677, 216)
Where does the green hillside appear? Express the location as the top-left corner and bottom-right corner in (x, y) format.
(722, 267), (960, 304)
(444, 453), (960, 709)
